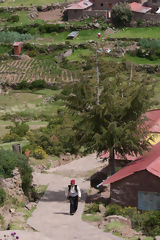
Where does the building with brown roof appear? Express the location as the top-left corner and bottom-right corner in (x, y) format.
(64, 0), (93, 21)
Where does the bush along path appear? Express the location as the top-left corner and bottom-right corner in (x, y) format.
(0, 153), (123, 240)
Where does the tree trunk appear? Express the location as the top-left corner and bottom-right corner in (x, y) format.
(109, 147), (116, 175)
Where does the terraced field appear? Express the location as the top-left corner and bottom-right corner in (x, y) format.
(0, 58), (78, 84)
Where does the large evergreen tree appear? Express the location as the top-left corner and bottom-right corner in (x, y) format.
(63, 60), (155, 174)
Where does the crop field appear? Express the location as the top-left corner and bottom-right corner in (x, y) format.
(0, 58), (78, 84)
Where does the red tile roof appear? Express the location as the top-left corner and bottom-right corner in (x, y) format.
(102, 142), (160, 185)
(66, 0), (93, 10)
(129, 2), (151, 13)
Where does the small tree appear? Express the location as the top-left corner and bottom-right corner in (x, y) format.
(64, 60), (155, 174)
(111, 2), (133, 28)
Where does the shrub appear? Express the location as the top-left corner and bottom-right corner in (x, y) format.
(105, 204), (122, 216)
(22, 144), (35, 155)
(9, 122), (29, 138)
(38, 24), (64, 33)
(29, 80), (46, 89)
(85, 203), (100, 214)
(27, 49), (37, 57)
(8, 15), (19, 23)
(142, 211), (160, 236)
(2, 132), (22, 143)
(14, 80), (28, 90)
(33, 146), (46, 159)
(0, 149), (33, 197)
(37, 5), (42, 11)
(23, 43), (36, 51)
(0, 31), (32, 43)
(0, 188), (6, 206)
(137, 19), (143, 27)
(111, 2), (133, 28)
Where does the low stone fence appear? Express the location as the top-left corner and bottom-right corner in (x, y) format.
(0, 2), (66, 12)
(83, 10), (107, 18)
(133, 12), (160, 25)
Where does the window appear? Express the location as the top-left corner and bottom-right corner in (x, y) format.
(100, 2), (104, 6)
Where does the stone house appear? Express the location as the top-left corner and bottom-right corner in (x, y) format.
(102, 142), (160, 210)
(64, 0), (93, 21)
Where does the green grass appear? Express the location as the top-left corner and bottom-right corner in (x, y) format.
(10, 11), (45, 27)
(0, 139), (29, 150)
(0, 0), (71, 7)
(104, 220), (126, 233)
(0, 11), (45, 27)
(35, 184), (48, 198)
(9, 220), (24, 230)
(82, 213), (102, 222)
(31, 30), (105, 45)
(104, 54), (160, 65)
(67, 49), (93, 61)
(0, 89), (64, 120)
(108, 26), (160, 39)
(23, 206), (36, 221)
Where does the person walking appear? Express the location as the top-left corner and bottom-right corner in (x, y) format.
(66, 179), (81, 215)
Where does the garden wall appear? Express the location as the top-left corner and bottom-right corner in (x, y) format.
(83, 10), (107, 18)
(133, 12), (160, 25)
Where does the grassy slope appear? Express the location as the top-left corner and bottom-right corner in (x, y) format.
(0, 89), (64, 119)
(108, 26), (160, 39)
(30, 30), (105, 44)
(0, 0), (66, 7)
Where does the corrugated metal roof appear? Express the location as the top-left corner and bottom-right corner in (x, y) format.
(145, 109), (160, 133)
(13, 42), (21, 46)
(66, 0), (93, 10)
(103, 142), (160, 185)
(129, 2), (151, 13)
(100, 151), (139, 161)
(156, 7), (160, 13)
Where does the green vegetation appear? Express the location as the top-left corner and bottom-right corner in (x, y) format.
(67, 49), (93, 62)
(105, 204), (160, 236)
(111, 2), (133, 28)
(8, 220), (24, 230)
(0, 31), (32, 43)
(82, 213), (101, 222)
(0, 0), (72, 7)
(0, 149), (33, 197)
(84, 202), (100, 214)
(63, 60), (155, 173)
(23, 206), (37, 221)
(2, 121), (29, 143)
(109, 26), (160, 39)
(104, 221), (126, 235)
(0, 214), (5, 229)
(0, 187), (6, 206)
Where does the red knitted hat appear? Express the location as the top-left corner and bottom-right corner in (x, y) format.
(71, 179), (75, 184)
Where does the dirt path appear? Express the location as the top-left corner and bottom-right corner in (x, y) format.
(0, 154), (123, 240)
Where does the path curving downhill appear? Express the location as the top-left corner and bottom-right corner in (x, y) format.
(0, 154), (123, 240)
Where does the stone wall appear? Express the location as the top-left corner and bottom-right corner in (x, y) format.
(0, 168), (25, 202)
(0, 2), (65, 13)
(83, 10), (107, 18)
(133, 12), (160, 25)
